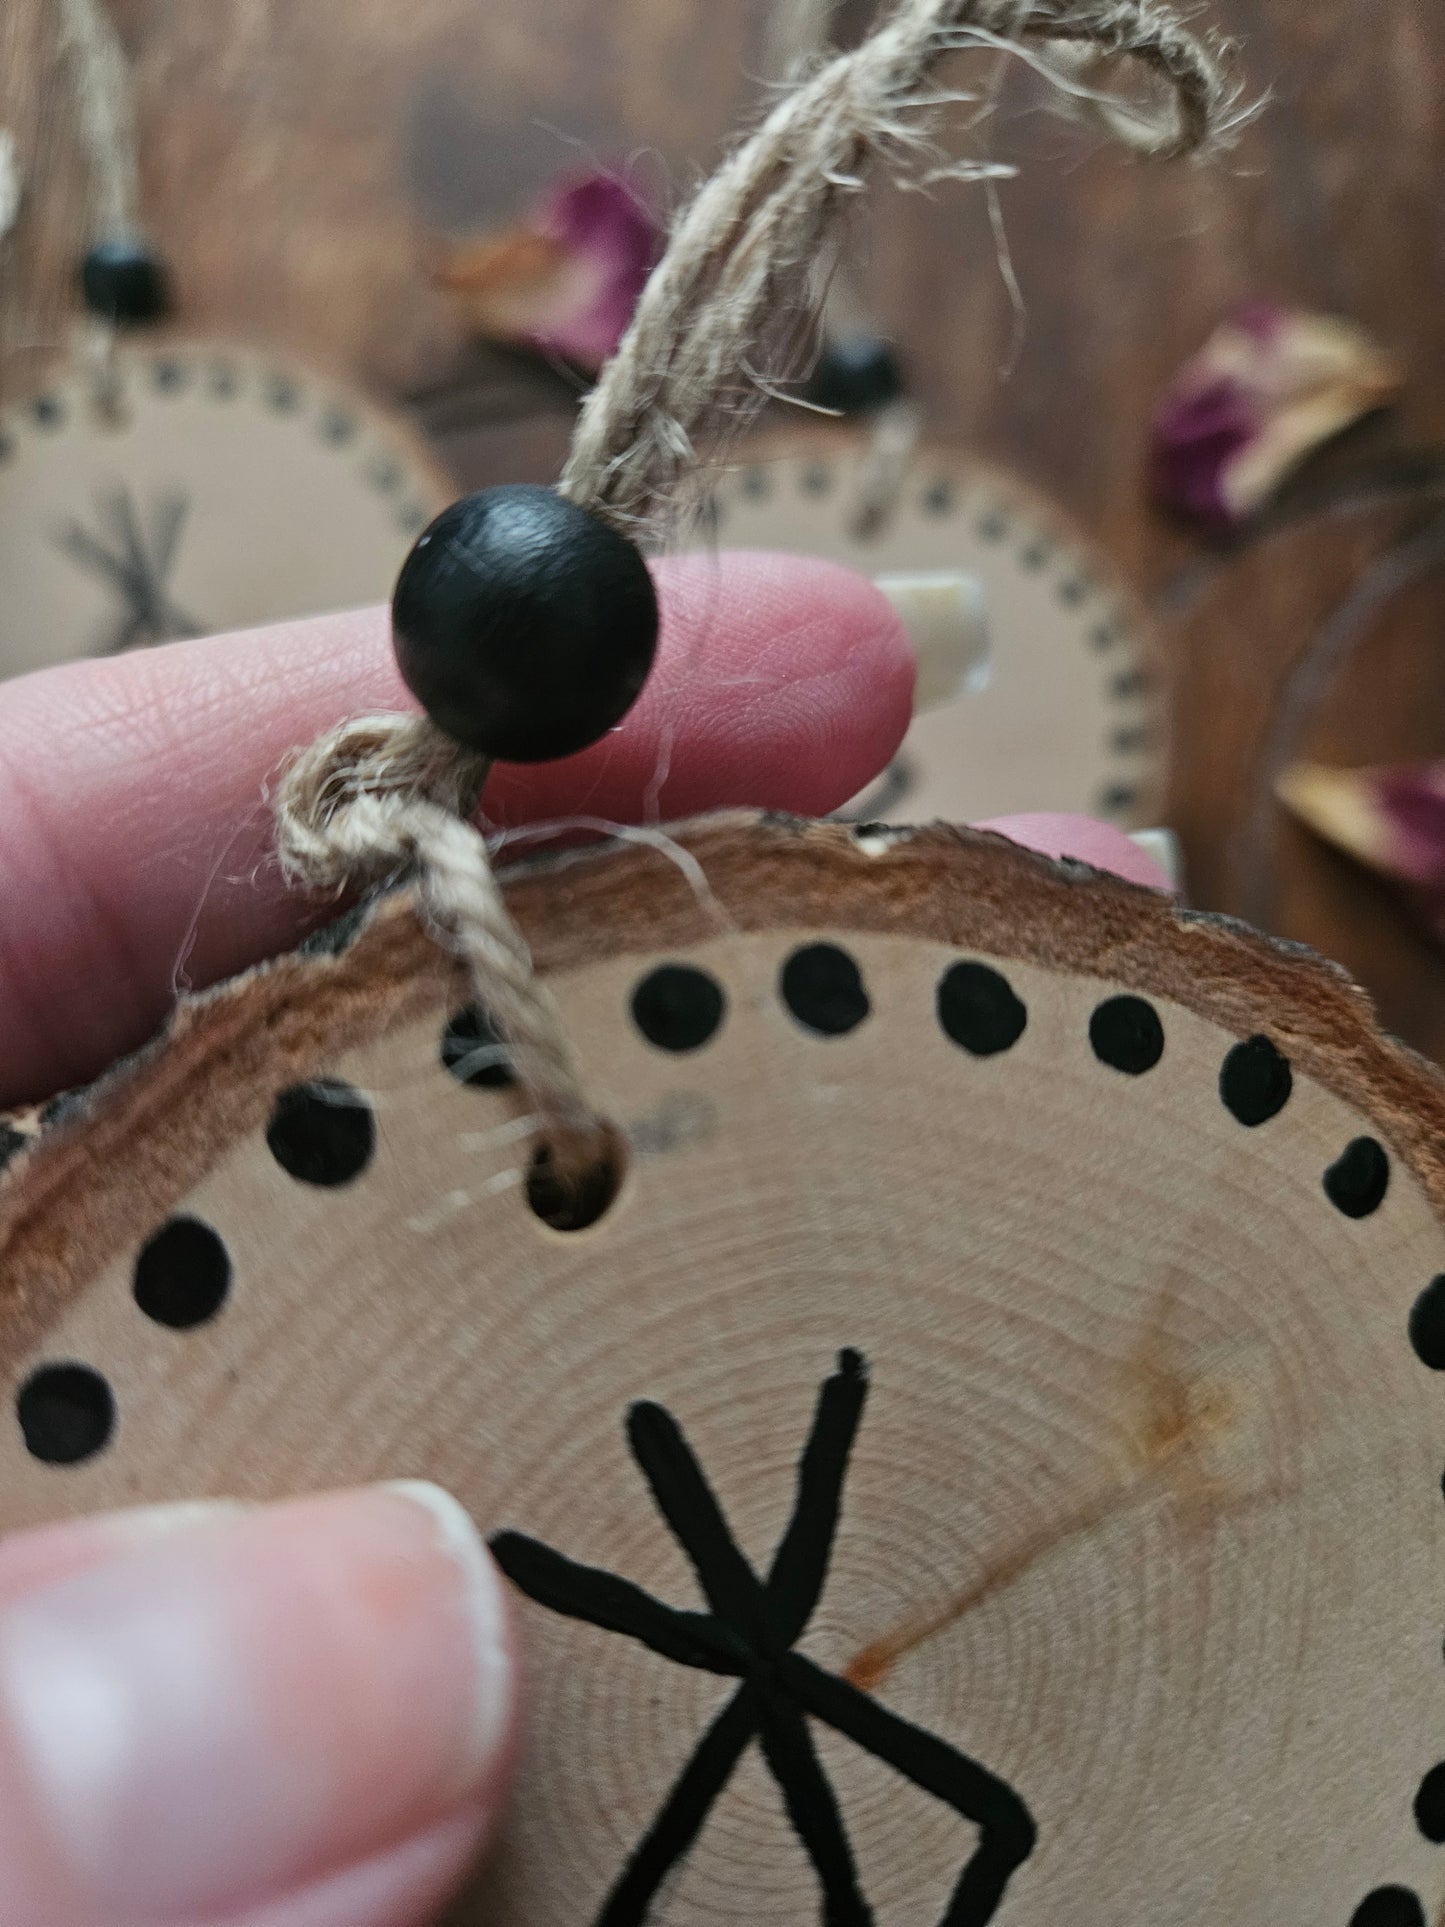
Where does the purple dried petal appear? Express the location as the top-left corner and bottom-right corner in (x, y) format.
(1377, 768), (1445, 886)
(528, 171), (662, 368)
(434, 167), (664, 373)
(1151, 305), (1400, 531)
(1150, 374), (1262, 529)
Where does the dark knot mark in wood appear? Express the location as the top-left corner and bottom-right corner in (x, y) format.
(490, 1350), (1036, 1925)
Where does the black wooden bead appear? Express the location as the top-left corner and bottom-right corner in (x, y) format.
(79, 238), (171, 326)
(392, 486), (659, 763)
(803, 334), (907, 415)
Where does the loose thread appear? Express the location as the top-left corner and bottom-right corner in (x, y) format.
(274, 0), (1239, 1187)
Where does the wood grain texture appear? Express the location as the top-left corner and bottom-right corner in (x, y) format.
(2, 816), (1445, 1923)
(2, 0), (1443, 1057)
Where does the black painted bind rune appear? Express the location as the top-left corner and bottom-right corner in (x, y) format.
(490, 1350), (1036, 1925)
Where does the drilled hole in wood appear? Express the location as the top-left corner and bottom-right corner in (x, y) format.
(526, 1123), (628, 1233)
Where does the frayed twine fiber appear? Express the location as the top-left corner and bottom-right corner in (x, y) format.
(562, 0), (1243, 537)
(275, 0), (1239, 1187)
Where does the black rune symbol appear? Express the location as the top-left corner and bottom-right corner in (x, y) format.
(491, 1349), (1036, 1925)
(54, 486), (202, 652)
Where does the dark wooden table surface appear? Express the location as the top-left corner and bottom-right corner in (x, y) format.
(4, 0), (1444, 1060)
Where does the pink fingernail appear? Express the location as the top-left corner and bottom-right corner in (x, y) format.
(0, 1483), (512, 1920)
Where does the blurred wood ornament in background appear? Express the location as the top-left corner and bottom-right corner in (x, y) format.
(0, 0), (456, 677)
(2, 819), (1445, 1925)
(0, 342), (452, 672)
(700, 431), (1163, 827)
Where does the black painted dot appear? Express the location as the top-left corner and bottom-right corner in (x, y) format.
(1090, 621), (1118, 651)
(1090, 995), (1164, 1075)
(266, 1079), (375, 1186)
(1350, 1888), (1425, 1927)
(266, 375), (301, 411)
(937, 962), (1027, 1057)
(1020, 542), (1050, 571)
(800, 464), (832, 497)
(781, 944), (869, 1037)
(370, 458), (402, 492)
(1112, 725), (1151, 754)
(31, 394), (63, 428)
(1414, 1762), (1445, 1843)
(442, 1006), (516, 1088)
(1220, 1036), (1293, 1127)
(1324, 1136), (1390, 1218)
(1111, 668), (1147, 698)
(740, 468), (771, 501)
(396, 501), (428, 534)
(320, 408), (357, 445)
(1059, 576), (1088, 606)
(133, 1216), (231, 1329)
(17, 1364), (115, 1465)
(923, 479), (954, 514)
(208, 360), (240, 398)
(1098, 783), (1139, 815)
(152, 358), (186, 393)
(0, 432), (14, 462)
(631, 965), (726, 1053)
(978, 510), (1008, 542)
(1409, 1276), (1445, 1370)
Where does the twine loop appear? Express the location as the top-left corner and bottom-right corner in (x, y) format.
(276, 717), (610, 1190)
(272, 0), (1242, 1192)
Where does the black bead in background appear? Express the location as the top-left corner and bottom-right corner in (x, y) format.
(781, 943), (870, 1038)
(16, 1362), (116, 1465)
(392, 486), (659, 764)
(266, 1079), (376, 1187)
(1323, 1136), (1390, 1218)
(631, 965), (727, 1053)
(802, 334), (907, 416)
(442, 1006), (517, 1089)
(937, 962), (1028, 1057)
(133, 1216), (232, 1329)
(79, 238), (171, 326)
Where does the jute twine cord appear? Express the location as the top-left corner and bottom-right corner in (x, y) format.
(58, 0), (139, 247)
(275, 0), (1238, 1189)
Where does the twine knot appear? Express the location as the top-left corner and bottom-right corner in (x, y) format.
(276, 714), (613, 1196)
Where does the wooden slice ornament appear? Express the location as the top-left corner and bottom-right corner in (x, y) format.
(3, 819), (1445, 1927)
(2, 8), (1398, 1924)
(0, 342), (453, 675)
(0, 0), (454, 679)
(700, 434), (1164, 828)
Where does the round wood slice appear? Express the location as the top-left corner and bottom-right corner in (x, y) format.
(2, 814), (1444, 1927)
(696, 435), (1164, 829)
(0, 341), (454, 679)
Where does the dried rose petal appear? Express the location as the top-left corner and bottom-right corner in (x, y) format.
(434, 170), (662, 373)
(1278, 760), (1445, 940)
(1151, 304), (1401, 530)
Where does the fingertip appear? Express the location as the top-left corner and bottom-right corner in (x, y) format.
(977, 812), (1175, 891)
(486, 549), (916, 824)
(0, 1486), (515, 1924)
